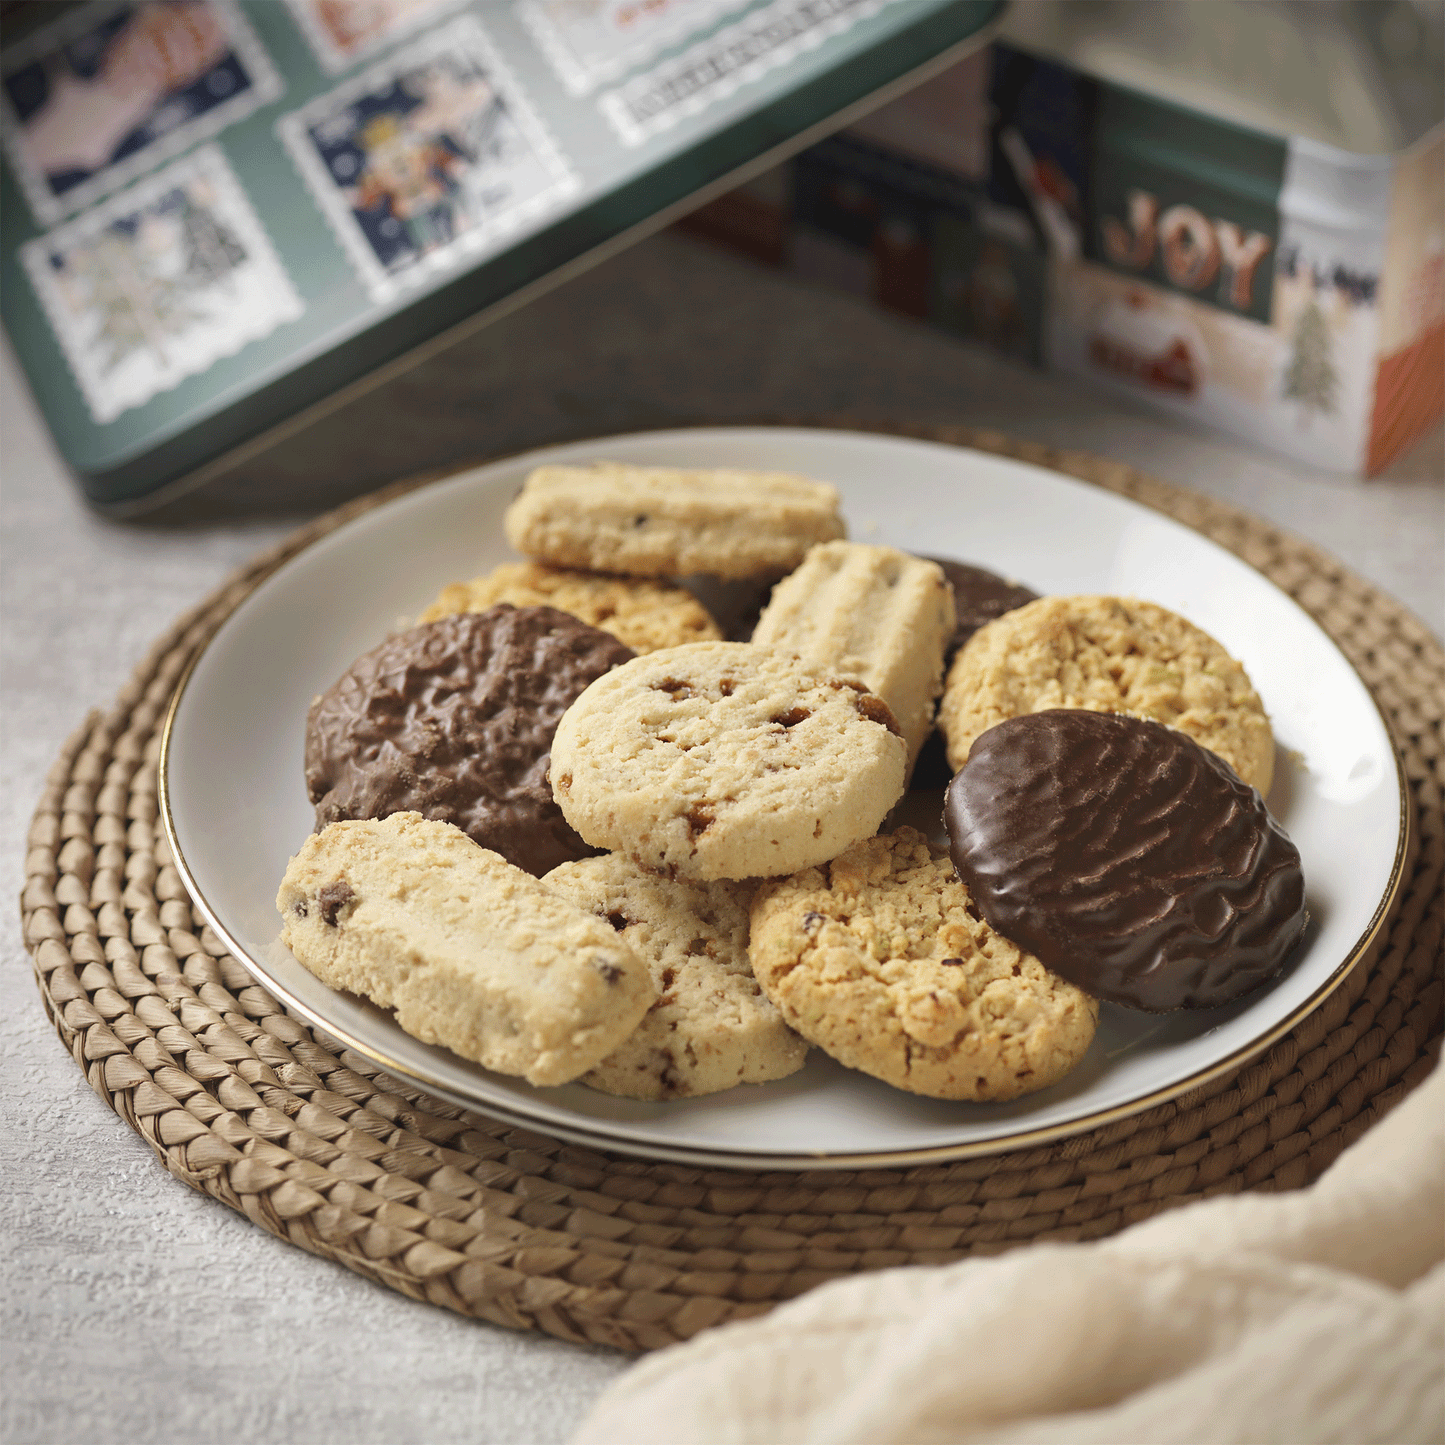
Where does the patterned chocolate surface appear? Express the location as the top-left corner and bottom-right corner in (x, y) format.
(945, 709), (1306, 1011)
(305, 605), (634, 876)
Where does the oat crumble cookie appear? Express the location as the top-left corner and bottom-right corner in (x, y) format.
(938, 594), (1274, 794)
(419, 561), (720, 653)
(749, 827), (1099, 1101)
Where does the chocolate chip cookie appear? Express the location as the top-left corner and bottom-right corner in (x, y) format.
(550, 640), (907, 880)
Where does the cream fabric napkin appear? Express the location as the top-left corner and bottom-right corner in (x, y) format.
(574, 1064), (1444, 1445)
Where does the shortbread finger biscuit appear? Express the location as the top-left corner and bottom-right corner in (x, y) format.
(550, 641), (907, 880)
(505, 463), (845, 580)
(277, 813), (654, 1087)
(752, 542), (954, 771)
(420, 562), (721, 654)
(749, 828), (1098, 1101)
(938, 595), (1275, 794)
(544, 855), (807, 1099)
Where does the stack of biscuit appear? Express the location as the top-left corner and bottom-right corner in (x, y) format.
(279, 462), (1300, 1108)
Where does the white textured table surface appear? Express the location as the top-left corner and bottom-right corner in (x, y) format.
(4, 230), (1441, 1445)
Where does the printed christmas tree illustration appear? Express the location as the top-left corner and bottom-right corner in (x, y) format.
(59, 185), (249, 379)
(178, 193), (247, 286)
(72, 231), (203, 376)
(1283, 298), (1338, 417)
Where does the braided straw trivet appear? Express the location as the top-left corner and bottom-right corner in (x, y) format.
(21, 425), (1443, 1353)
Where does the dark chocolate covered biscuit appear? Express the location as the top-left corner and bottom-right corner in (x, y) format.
(906, 560), (1039, 790)
(944, 709), (1306, 1011)
(923, 557), (1039, 660)
(305, 605), (634, 877)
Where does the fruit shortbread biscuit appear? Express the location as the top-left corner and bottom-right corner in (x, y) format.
(550, 640), (907, 880)
(278, 813), (655, 1087)
(751, 541), (955, 772)
(543, 854), (807, 1099)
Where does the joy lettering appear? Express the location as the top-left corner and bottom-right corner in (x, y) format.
(1100, 190), (1273, 309)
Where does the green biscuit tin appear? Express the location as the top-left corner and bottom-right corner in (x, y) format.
(1, 0), (1001, 509)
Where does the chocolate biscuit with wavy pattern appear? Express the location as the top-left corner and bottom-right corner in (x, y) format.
(305, 606), (633, 877)
(944, 710), (1306, 1011)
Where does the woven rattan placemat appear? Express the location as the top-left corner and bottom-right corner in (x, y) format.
(22, 425), (1443, 1353)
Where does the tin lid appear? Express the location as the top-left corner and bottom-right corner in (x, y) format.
(0, 0), (1002, 508)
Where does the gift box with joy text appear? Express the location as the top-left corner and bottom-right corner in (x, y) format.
(680, 28), (1443, 476)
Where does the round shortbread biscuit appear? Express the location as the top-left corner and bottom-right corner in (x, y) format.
(550, 641), (907, 881)
(938, 595), (1274, 795)
(419, 562), (721, 654)
(543, 855), (808, 1099)
(748, 828), (1099, 1101)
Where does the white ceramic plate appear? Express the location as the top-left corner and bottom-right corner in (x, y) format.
(161, 428), (1408, 1169)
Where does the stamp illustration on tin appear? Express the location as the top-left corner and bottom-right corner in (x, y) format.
(285, 0), (467, 75)
(515, 0), (741, 97)
(0, 0), (282, 226)
(21, 145), (304, 424)
(598, 0), (894, 146)
(277, 16), (578, 303)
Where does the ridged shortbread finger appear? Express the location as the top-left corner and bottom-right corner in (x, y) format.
(419, 562), (721, 653)
(749, 828), (1098, 1101)
(544, 856), (807, 1099)
(277, 813), (654, 1087)
(939, 595), (1275, 795)
(752, 542), (954, 771)
(550, 641), (907, 880)
(504, 463), (845, 580)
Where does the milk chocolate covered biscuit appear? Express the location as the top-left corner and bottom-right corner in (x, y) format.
(305, 606), (633, 876)
(945, 710), (1307, 1011)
